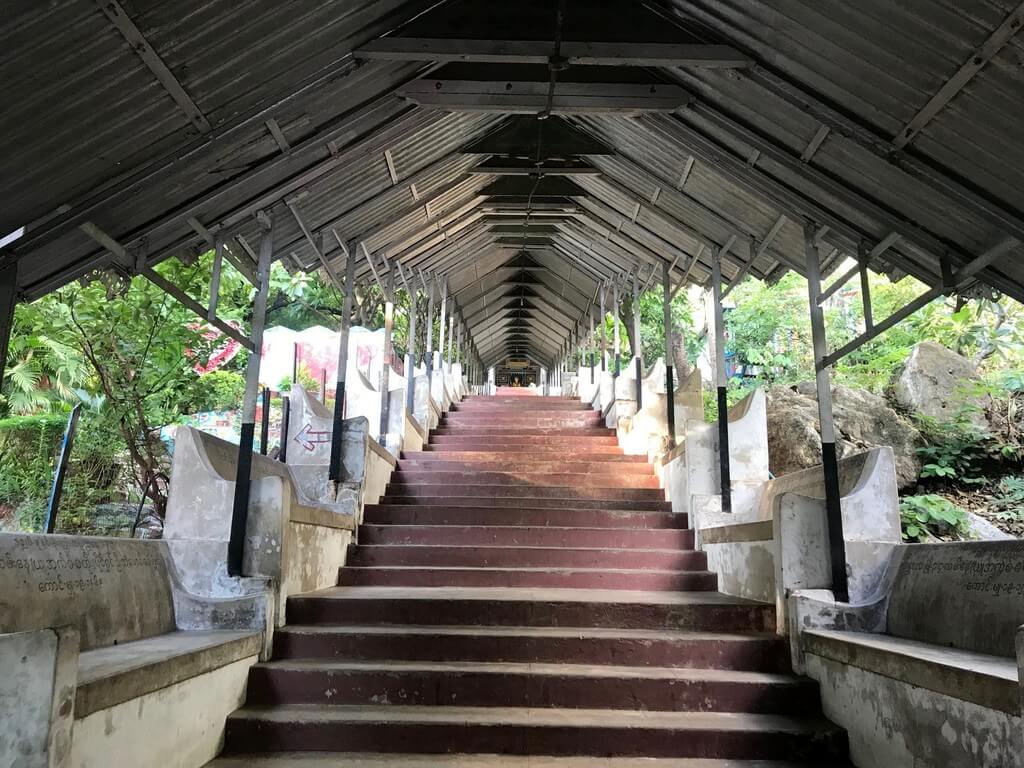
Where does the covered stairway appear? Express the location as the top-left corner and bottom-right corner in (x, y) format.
(2, 1), (1024, 767)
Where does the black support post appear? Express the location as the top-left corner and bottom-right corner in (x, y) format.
(259, 387), (270, 455)
(45, 404), (82, 534)
(712, 249), (733, 513)
(633, 270), (643, 410)
(229, 218), (274, 577)
(328, 249), (356, 483)
(804, 222), (850, 602)
(279, 396), (290, 463)
(380, 271), (395, 441)
(662, 260), (676, 447)
(0, 260), (17, 392)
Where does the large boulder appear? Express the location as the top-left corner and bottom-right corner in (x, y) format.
(888, 341), (989, 430)
(767, 383), (923, 489)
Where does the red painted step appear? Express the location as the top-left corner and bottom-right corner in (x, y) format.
(358, 525), (693, 549)
(390, 471), (661, 489)
(245, 661), (819, 714)
(346, 545), (705, 570)
(336, 566), (719, 591)
(271, 625), (793, 672)
(285, 588), (774, 632)
(362, 505), (687, 529)
(396, 459), (654, 474)
(384, 485), (665, 502)
(376, 496), (673, 511)
(401, 450), (646, 463)
(223, 706), (846, 760)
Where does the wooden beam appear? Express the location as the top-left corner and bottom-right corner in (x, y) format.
(94, 0), (211, 133)
(357, 38), (752, 67)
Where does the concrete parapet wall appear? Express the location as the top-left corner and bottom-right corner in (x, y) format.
(787, 539), (1024, 768)
(165, 426), (355, 623)
(0, 534), (267, 768)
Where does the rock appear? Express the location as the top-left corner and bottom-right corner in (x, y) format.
(888, 341), (990, 430)
(767, 384), (923, 489)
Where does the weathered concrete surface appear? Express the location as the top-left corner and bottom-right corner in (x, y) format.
(403, 411), (425, 454)
(703, 538), (776, 604)
(69, 655), (255, 768)
(889, 341), (990, 430)
(661, 389), (769, 517)
(74, 631), (261, 717)
(805, 629), (1020, 714)
(0, 533), (266, 768)
(618, 364), (702, 459)
(887, 540), (1024, 658)
(805, 652), (1022, 768)
(0, 534), (175, 650)
(283, 386), (334, 500)
(164, 427), (355, 629)
(0, 627), (78, 768)
(768, 384), (922, 489)
(576, 365), (598, 404)
(770, 448), (901, 613)
(362, 437), (397, 508)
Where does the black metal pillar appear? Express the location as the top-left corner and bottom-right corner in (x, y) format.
(712, 249), (732, 513)
(380, 270), (395, 440)
(632, 270), (643, 409)
(229, 216), (274, 577)
(662, 260), (676, 447)
(403, 268), (417, 415)
(259, 387), (271, 455)
(279, 396), (290, 463)
(44, 404), (81, 534)
(424, 272), (435, 394)
(329, 248), (356, 483)
(437, 275), (447, 374)
(804, 222), (850, 602)
(612, 277), (621, 377)
(0, 260), (17, 391)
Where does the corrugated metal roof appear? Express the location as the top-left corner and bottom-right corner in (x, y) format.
(2, 0), (1023, 367)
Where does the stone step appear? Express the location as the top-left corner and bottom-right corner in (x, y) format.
(428, 430), (610, 436)
(336, 566), (719, 592)
(396, 459), (654, 474)
(382, 484), (666, 502)
(402, 451), (644, 463)
(358, 525), (693, 548)
(285, 587), (773, 633)
(208, 753), (847, 767)
(375, 496), (672, 511)
(453, 404), (594, 412)
(271, 625), (792, 672)
(346, 545), (704, 570)
(390, 471), (661, 489)
(244, 660), (819, 714)
(422, 443), (626, 454)
(441, 416), (605, 426)
(222, 705), (846, 760)
(362, 505), (686, 529)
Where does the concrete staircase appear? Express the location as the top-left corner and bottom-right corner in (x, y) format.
(210, 396), (848, 765)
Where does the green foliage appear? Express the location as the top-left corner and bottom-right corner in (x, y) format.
(899, 494), (971, 542)
(722, 269), (1024, 395)
(184, 371), (246, 413)
(987, 476), (1024, 525)
(0, 411), (121, 533)
(277, 362), (321, 396)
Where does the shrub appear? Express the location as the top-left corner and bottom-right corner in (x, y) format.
(900, 494), (971, 542)
(185, 370), (246, 413)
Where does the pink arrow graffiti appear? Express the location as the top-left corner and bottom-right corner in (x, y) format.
(295, 423), (331, 452)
